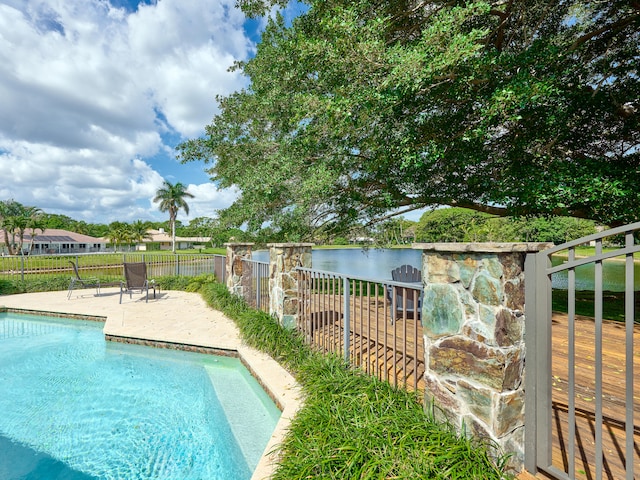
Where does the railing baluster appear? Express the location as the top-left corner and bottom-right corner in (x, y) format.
(343, 276), (350, 362)
(594, 239), (603, 480)
(624, 231), (635, 480)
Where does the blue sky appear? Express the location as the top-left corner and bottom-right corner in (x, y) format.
(0, 0), (306, 225)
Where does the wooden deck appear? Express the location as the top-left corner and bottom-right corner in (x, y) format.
(301, 291), (639, 479)
(545, 313), (640, 480)
(302, 293), (425, 392)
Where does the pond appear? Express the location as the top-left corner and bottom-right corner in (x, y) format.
(254, 248), (639, 291)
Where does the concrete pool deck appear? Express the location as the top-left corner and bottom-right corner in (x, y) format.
(0, 287), (302, 480)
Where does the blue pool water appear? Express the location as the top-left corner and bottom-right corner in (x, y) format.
(0, 312), (281, 480)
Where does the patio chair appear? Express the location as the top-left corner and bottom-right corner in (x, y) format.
(120, 262), (157, 303)
(387, 264), (423, 323)
(67, 260), (101, 299)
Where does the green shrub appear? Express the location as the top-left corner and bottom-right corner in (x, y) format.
(0, 276), (70, 294)
(196, 279), (511, 479)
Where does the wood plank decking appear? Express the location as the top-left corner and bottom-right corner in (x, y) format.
(547, 313), (640, 480)
(302, 292), (638, 479)
(302, 293), (425, 392)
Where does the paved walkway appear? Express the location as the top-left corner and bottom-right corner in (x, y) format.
(0, 286), (302, 480)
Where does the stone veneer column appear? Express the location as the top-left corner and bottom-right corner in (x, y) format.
(268, 243), (313, 328)
(414, 242), (551, 470)
(225, 242), (254, 297)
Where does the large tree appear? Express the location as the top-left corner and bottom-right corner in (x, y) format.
(153, 180), (195, 253)
(179, 0), (639, 238)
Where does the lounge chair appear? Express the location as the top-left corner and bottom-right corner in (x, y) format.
(387, 264), (423, 322)
(120, 262), (157, 303)
(67, 260), (101, 299)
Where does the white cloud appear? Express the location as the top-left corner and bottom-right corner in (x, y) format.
(0, 0), (252, 224)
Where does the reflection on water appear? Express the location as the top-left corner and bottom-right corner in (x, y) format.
(551, 256), (640, 292)
(254, 248), (639, 291)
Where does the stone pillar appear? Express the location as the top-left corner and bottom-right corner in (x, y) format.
(414, 242), (551, 470)
(225, 243), (254, 297)
(268, 243), (313, 328)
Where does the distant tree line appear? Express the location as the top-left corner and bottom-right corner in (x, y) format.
(0, 199), (607, 252)
(414, 208), (598, 244)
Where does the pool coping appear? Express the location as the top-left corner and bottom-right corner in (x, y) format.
(0, 291), (302, 480)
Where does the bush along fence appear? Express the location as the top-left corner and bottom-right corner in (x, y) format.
(0, 253), (226, 284)
(225, 241), (553, 473)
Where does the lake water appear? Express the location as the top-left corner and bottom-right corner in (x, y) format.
(254, 248), (639, 291)
(254, 248), (422, 280)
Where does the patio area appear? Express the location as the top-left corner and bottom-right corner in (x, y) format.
(0, 286), (301, 480)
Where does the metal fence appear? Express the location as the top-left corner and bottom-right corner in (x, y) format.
(297, 267), (424, 392)
(0, 253), (223, 283)
(239, 258), (270, 313)
(213, 254), (226, 284)
(526, 222), (640, 480)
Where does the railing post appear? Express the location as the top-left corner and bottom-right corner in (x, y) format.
(343, 276), (350, 362)
(413, 242), (552, 472)
(224, 243), (254, 297)
(523, 251), (538, 473)
(256, 269), (262, 309)
(267, 243), (312, 328)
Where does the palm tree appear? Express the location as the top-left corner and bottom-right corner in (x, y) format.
(106, 222), (128, 252)
(0, 200), (21, 255)
(128, 220), (153, 250)
(1, 203), (44, 255)
(153, 180), (194, 253)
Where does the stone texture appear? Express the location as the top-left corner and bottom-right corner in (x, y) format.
(504, 278), (525, 311)
(225, 243), (254, 297)
(415, 244), (534, 472)
(484, 255), (504, 279)
(430, 336), (508, 391)
(453, 254), (478, 289)
(458, 379), (494, 426)
(471, 271), (503, 306)
(422, 284), (464, 337)
(268, 243), (312, 327)
(495, 308), (524, 347)
(426, 255), (460, 283)
(502, 347), (525, 390)
(424, 373), (462, 426)
(493, 389), (525, 437)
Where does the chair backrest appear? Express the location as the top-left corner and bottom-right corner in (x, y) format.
(391, 264), (421, 283)
(69, 260), (82, 279)
(123, 262), (148, 288)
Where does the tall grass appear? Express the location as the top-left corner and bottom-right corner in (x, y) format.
(198, 281), (511, 479)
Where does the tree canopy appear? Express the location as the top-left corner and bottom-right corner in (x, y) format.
(180, 0), (639, 238)
(414, 208), (597, 243)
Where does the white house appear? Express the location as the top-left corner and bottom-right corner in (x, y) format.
(0, 229), (107, 255)
(137, 229), (211, 251)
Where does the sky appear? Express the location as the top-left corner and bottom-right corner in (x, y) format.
(0, 0), (295, 226)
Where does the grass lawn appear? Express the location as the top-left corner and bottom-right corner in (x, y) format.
(552, 289), (639, 322)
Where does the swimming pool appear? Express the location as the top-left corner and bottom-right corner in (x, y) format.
(0, 311), (281, 480)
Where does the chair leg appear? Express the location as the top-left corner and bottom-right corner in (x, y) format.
(67, 279), (75, 300)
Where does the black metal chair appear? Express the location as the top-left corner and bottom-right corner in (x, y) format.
(67, 260), (101, 299)
(120, 262), (157, 303)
